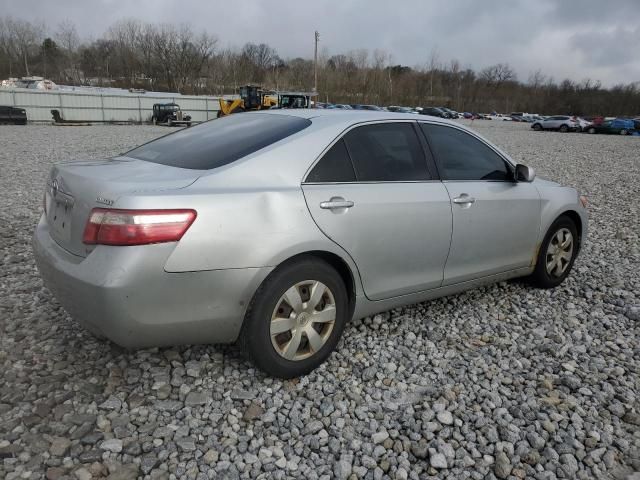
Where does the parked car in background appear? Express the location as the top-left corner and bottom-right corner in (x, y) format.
(420, 107), (449, 118)
(531, 116), (579, 132)
(387, 106), (417, 114)
(33, 110), (588, 378)
(440, 107), (459, 118)
(0, 105), (27, 125)
(151, 103), (192, 127)
(332, 104), (353, 110)
(586, 118), (636, 135)
(351, 104), (383, 111)
(574, 117), (593, 132)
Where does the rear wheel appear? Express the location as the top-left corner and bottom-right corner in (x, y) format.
(588, 127), (596, 134)
(559, 124), (569, 133)
(533, 123), (542, 131)
(620, 129), (628, 135)
(528, 215), (578, 288)
(240, 258), (348, 378)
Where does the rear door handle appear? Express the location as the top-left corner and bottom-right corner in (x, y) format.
(320, 199), (354, 209)
(453, 194), (476, 205)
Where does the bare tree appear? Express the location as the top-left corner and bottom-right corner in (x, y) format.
(480, 63), (516, 88)
(55, 20), (80, 82)
(153, 24), (216, 92)
(427, 47), (440, 97)
(3, 17), (44, 76)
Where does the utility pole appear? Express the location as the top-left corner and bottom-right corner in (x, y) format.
(313, 31), (319, 93)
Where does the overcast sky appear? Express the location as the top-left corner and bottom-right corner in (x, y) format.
(5, 0), (640, 86)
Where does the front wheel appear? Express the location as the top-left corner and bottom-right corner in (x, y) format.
(588, 127), (596, 134)
(620, 129), (628, 135)
(528, 216), (578, 288)
(240, 258), (348, 378)
(533, 123), (542, 131)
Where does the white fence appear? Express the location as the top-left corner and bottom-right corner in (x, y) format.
(0, 88), (222, 123)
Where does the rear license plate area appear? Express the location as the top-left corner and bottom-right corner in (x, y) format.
(48, 196), (74, 242)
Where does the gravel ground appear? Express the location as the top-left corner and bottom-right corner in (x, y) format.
(0, 121), (638, 480)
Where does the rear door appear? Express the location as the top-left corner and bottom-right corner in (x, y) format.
(420, 123), (540, 285)
(302, 121), (452, 300)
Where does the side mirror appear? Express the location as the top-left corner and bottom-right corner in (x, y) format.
(515, 164), (536, 182)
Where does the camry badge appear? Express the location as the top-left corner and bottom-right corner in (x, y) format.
(96, 196), (114, 206)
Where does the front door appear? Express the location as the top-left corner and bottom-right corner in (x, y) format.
(302, 122), (452, 300)
(420, 123), (540, 285)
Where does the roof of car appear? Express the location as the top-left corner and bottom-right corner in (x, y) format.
(251, 108), (459, 125)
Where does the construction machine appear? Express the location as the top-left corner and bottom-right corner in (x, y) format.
(217, 85), (316, 117)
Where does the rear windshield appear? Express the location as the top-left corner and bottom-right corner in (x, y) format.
(127, 113), (311, 170)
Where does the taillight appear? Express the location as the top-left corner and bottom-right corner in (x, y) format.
(82, 208), (197, 246)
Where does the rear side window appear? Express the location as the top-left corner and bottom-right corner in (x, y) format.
(306, 139), (356, 182)
(343, 123), (429, 181)
(127, 114), (311, 170)
(421, 124), (511, 181)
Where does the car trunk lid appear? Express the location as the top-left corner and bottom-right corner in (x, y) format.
(45, 156), (201, 257)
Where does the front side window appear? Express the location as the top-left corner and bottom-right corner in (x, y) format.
(421, 124), (511, 181)
(343, 123), (430, 181)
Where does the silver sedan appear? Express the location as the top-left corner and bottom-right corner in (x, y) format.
(33, 110), (588, 378)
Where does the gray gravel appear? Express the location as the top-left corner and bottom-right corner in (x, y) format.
(1, 122), (639, 480)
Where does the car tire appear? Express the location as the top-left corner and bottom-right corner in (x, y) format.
(559, 124), (569, 133)
(240, 257), (348, 378)
(528, 215), (579, 289)
(588, 127), (596, 134)
(533, 123), (542, 131)
(620, 129), (628, 136)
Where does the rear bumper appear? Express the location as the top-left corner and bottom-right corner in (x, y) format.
(32, 215), (272, 348)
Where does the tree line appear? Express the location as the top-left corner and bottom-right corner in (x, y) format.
(1, 16), (638, 116)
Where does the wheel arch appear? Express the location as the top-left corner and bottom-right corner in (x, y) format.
(266, 250), (358, 318)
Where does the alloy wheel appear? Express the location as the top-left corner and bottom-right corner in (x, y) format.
(545, 228), (574, 278)
(270, 280), (336, 361)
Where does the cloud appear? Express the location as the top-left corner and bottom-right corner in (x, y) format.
(570, 26), (640, 68)
(4, 0), (640, 86)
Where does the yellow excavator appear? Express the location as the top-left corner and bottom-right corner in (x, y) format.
(217, 85), (316, 117)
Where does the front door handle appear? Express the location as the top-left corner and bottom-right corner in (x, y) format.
(320, 198), (354, 209)
(453, 194), (476, 205)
